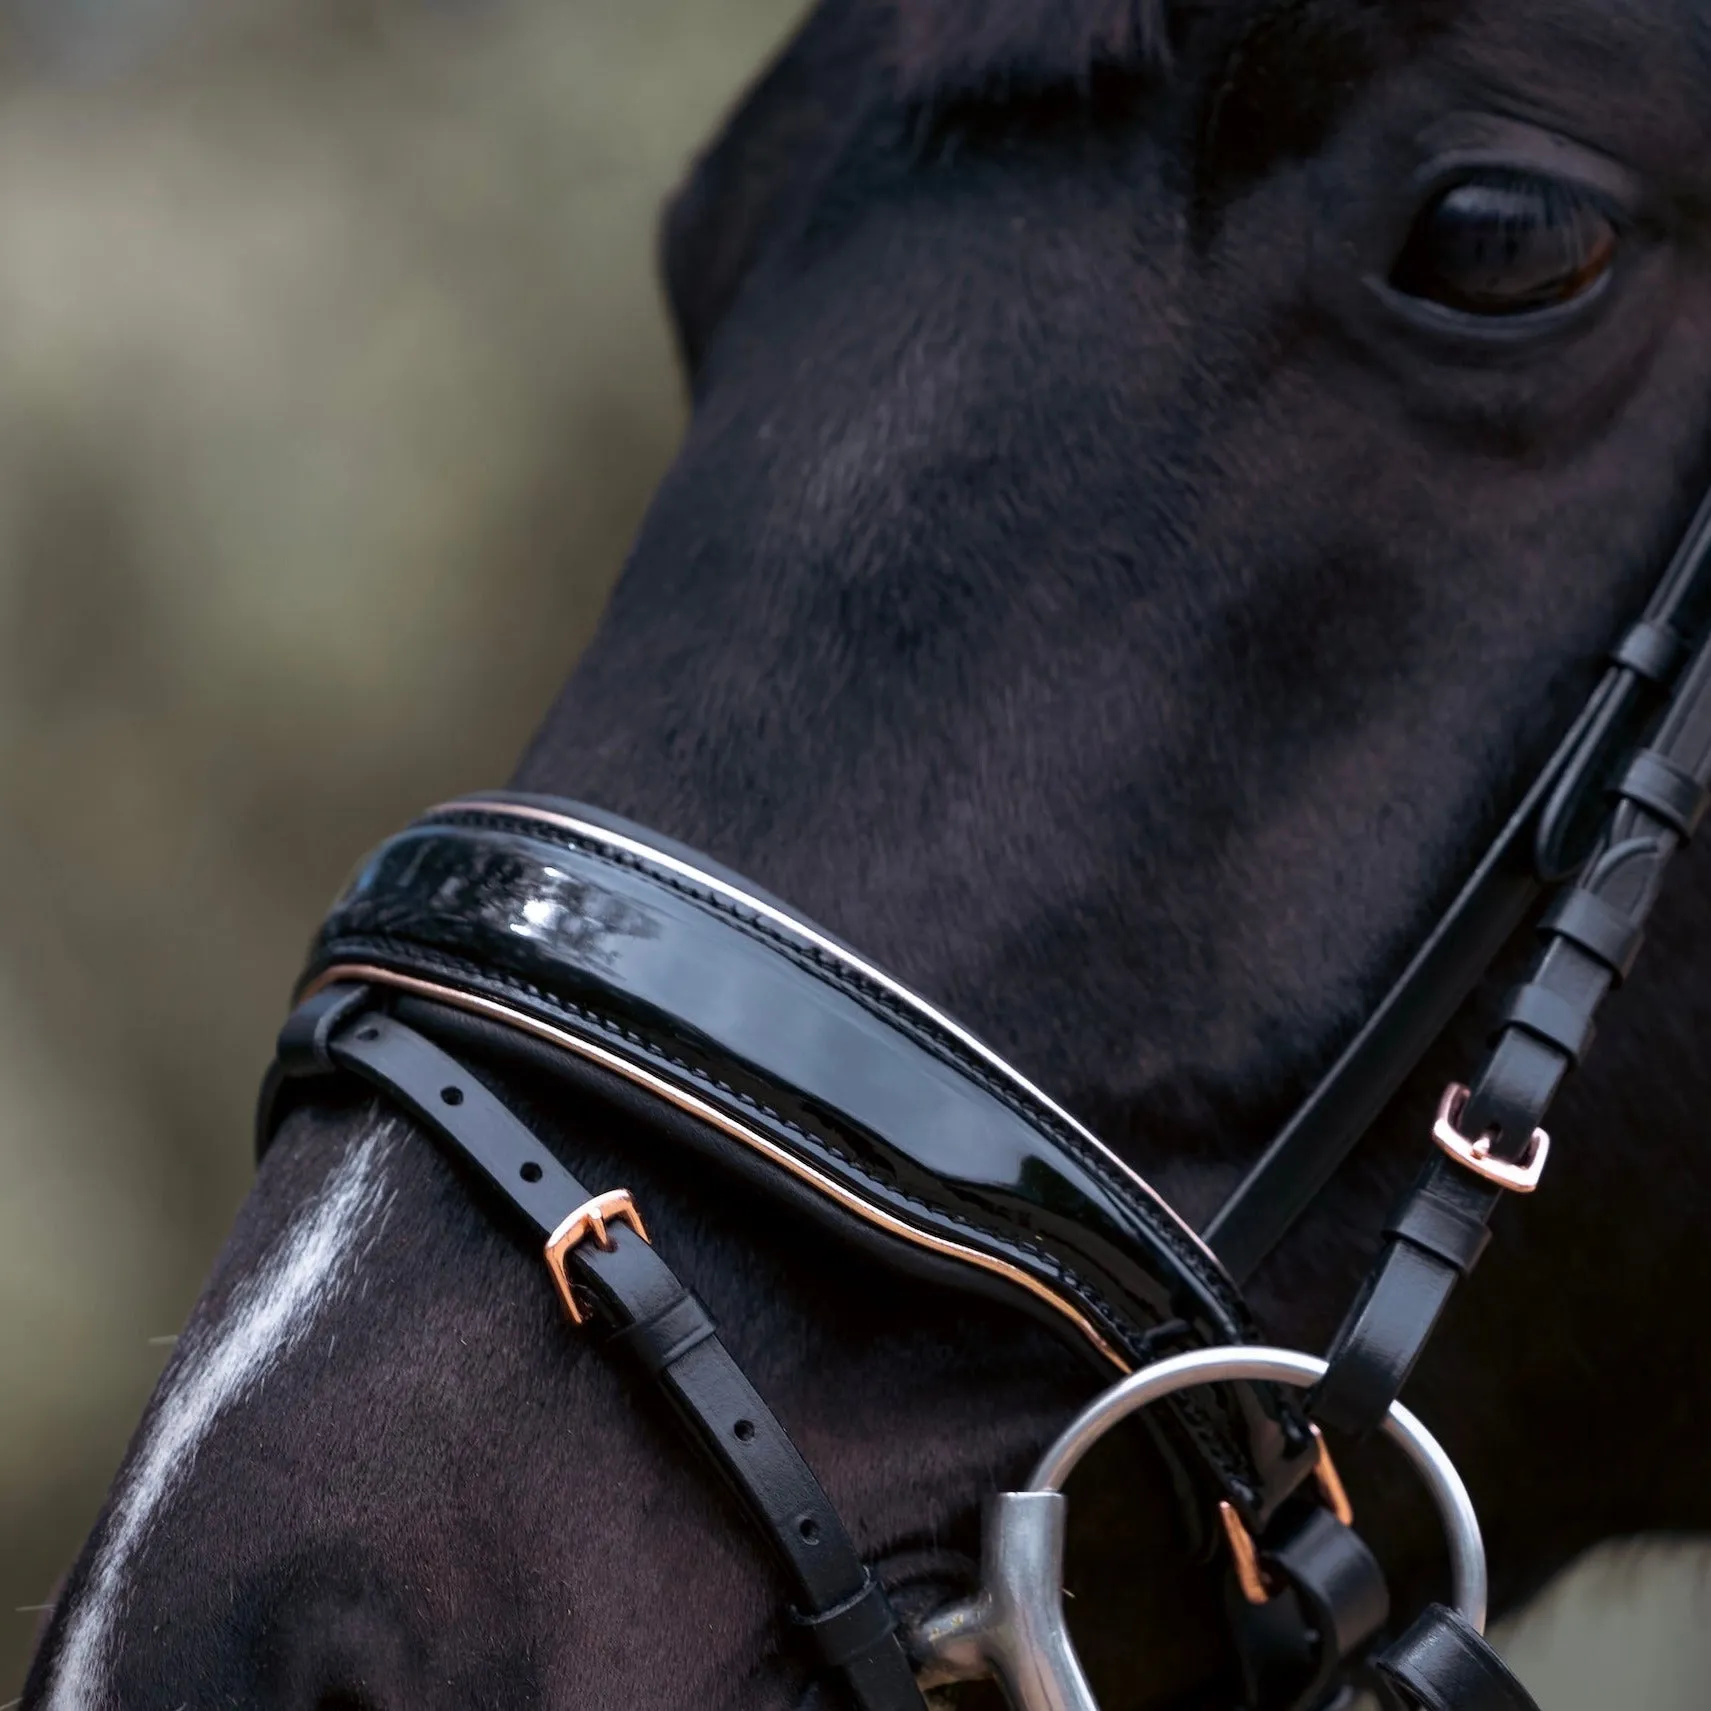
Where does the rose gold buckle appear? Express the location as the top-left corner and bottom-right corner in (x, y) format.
(542, 1189), (649, 1325)
(1431, 1082), (1549, 1194)
(1218, 1427), (1352, 1605)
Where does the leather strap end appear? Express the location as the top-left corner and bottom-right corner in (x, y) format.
(1375, 1605), (1540, 1711)
(276, 983), (373, 1078)
(1490, 982), (1594, 1066)
(258, 984), (375, 1159)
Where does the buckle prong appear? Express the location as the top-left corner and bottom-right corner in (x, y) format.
(1218, 1501), (1278, 1605)
(1431, 1082), (1549, 1193)
(543, 1189), (649, 1324)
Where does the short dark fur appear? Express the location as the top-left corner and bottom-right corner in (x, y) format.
(25, 0), (1711, 1707)
(1196, 0), (1468, 209)
(889, 0), (1171, 105)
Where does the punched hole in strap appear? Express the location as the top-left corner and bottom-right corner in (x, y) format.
(791, 1571), (900, 1672)
(1613, 748), (1710, 841)
(1538, 888), (1644, 982)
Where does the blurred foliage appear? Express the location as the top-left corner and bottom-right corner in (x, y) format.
(0, 0), (801, 1687)
(2, 0), (1707, 1701)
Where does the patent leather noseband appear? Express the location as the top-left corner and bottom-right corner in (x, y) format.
(258, 483), (1711, 1711)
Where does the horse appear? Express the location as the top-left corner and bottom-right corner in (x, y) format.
(21, 0), (1711, 1705)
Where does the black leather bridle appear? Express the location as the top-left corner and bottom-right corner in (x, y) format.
(257, 482), (1711, 1711)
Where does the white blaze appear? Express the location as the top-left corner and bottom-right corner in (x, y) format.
(42, 1119), (396, 1711)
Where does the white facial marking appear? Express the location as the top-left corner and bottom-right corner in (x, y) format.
(42, 1119), (397, 1711)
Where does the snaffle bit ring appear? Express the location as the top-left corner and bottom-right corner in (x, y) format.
(912, 1345), (1487, 1711)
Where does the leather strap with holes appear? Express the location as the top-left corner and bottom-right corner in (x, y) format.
(1310, 506), (1711, 1435)
(1205, 486), (1711, 1284)
(261, 983), (926, 1711)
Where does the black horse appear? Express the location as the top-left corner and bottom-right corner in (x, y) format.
(22, 0), (1711, 1706)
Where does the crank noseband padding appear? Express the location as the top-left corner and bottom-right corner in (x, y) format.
(292, 793), (1320, 1527)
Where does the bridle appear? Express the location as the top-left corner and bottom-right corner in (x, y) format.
(257, 482), (1711, 1711)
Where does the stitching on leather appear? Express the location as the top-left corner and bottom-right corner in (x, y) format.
(433, 807), (1252, 1331)
(341, 932), (1130, 1300)
(320, 931), (1262, 1505)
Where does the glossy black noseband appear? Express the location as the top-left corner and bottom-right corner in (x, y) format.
(259, 487), (1711, 1711)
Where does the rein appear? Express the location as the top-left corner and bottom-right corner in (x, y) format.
(256, 480), (1711, 1711)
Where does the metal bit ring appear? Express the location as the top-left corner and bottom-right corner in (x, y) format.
(912, 1345), (1488, 1710)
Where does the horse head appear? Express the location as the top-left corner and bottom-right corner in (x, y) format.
(24, 1), (1711, 1707)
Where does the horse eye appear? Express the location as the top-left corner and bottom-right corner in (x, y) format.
(1388, 170), (1618, 316)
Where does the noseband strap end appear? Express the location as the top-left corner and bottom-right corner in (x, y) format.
(257, 984), (376, 1158)
(276, 983), (374, 1077)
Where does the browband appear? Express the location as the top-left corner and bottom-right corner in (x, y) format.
(270, 792), (1318, 1526)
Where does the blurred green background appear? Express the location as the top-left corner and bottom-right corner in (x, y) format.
(0, 1), (1705, 1701)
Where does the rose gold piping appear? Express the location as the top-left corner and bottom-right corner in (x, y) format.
(304, 962), (1131, 1373)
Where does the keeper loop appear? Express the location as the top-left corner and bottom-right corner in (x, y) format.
(1609, 619), (1683, 683)
(1614, 748), (1710, 841)
(792, 1572), (900, 1671)
(1538, 888), (1644, 982)
(1492, 983), (1595, 1065)
(1385, 1188), (1492, 1278)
